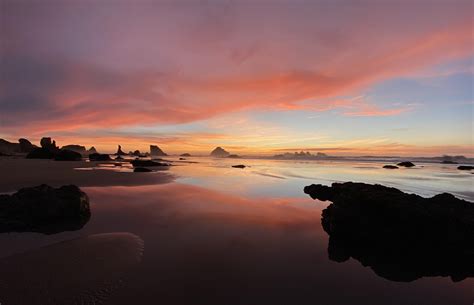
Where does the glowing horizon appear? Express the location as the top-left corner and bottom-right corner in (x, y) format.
(1, 1), (473, 157)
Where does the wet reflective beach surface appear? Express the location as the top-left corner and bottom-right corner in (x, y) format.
(0, 157), (473, 304)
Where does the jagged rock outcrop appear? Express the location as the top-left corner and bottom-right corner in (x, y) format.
(150, 145), (167, 156)
(40, 137), (59, 151)
(115, 145), (126, 156)
(0, 139), (19, 154)
(54, 149), (82, 161)
(87, 146), (98, 154)
(0, 184), (90, 234)
(0, 138), (37, 154)
(304, 182), (474, 282)
(130, 160), (170, 167)
(18, 138), (35, 153)
(397, 161), (415, 167)
(61, 145), (86, 154)
(210, 147), (230, 157)
(89, 153), (112, 161)
(26, 137), (60, 159)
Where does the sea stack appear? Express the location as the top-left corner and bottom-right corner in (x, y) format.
(150, 145), (167, 156)
(115, 145), (126, 156)
(210, 147), (230, 157)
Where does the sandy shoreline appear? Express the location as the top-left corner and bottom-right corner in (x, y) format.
(0, 158), (174, 193)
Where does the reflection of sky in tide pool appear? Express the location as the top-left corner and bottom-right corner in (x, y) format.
(0, 159), (473, 304)
(170, 157), (474, 201)
(2, 183), (473, 304)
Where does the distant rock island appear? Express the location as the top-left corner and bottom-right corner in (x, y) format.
(180, 153), (191, 157)
(115, 145), (126, 156)
(150, 145), (167, 156)
(274, 151), (328, 160)
(210, 147), (230, 157)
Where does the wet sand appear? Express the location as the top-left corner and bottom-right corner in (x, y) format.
(0, 158), (174, 192)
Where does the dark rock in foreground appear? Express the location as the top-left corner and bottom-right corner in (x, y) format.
(232, 164), (246, 168)
(54, 149), (82, 161)
(0, 185), (91, 234)
(133, 167), (153, 172)
(397, 161), (415, 167)
(130, 160), (170, 167)
(89, 153), (112, 161)
(458, 165), (474, 170)
(304, 182), (474, 282)
(383, 165), (398, 169)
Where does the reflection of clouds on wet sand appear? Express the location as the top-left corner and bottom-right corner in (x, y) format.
(73, 184), (473, 305)
(0, 233), (144, 305)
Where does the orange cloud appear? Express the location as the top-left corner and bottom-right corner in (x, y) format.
(1, 1), (472, 154)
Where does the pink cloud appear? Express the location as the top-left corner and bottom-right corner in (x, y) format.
(1, 1), (472, 136)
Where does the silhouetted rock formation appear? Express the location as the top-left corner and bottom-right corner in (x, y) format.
(26, 137), (60, 159)
(132, 150), (141, 156)
(383, 165), (398, 169)
(150, 145), (167, 156)
(0, 184), (90, 234)
(210, 147), (230, 157)
(180, 153), (191, 157)
(232, 164), (246, 168)
(130, 160), (170, 167)
(228, 154), (241, 158)
(304, 182), (474, 282)
(458, 166), (474, 170)
(0, 138), (37, 154)
(115, 145), (126, 156)
(87, 146), (98, 154)
(89, 153), (112, 161)
(61, 145), (86, 154)
(26, 148), (56, 159)
(397, 161), (415, 167)
(179, 157), (186, 160)
(115, 155), (124, 161)
(40, 137), (59, 151)
(0, 139), (19, 154)
(133, 167), (153, 172)
(273, 151), (329, 160)
(18, 138), (35, 153)
(54, 149), (82, 161)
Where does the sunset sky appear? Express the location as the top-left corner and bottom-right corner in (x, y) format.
(1, 0), (473, 156)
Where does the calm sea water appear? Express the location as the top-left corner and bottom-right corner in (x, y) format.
(0, 157), (473, 304)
